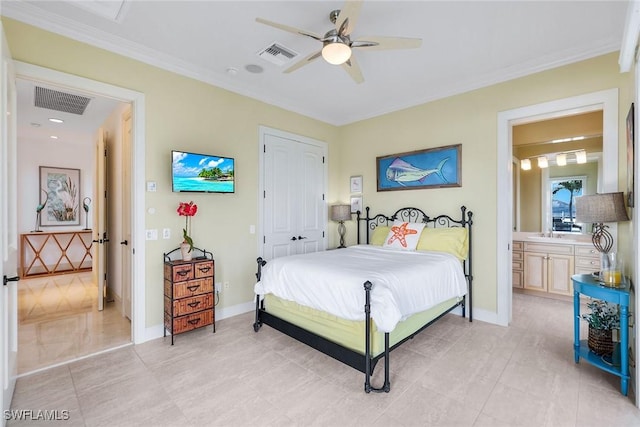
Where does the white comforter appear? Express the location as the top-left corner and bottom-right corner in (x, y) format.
(254, 245), (467, 332)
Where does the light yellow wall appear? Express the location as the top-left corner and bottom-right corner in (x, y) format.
(3, 19), (340, 327)
(337, 52), (632, 314)
(520, 167), (542, 231)
(5, 18), (634, 325)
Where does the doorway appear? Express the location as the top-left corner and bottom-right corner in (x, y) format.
(497, 89), (619, 326)
(13, 61), (147, 373)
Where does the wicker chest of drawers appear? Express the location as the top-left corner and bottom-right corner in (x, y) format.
(164, 253), (215, 344)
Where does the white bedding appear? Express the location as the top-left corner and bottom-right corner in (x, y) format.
(254, 245), (467, 332)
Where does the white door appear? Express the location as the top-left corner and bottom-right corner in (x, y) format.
(262, 130), (326, 260)
(93, 129), (108, 311)
(0, 21), (18, 421)
(121, 110), (132, 319)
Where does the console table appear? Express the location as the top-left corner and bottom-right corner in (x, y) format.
(20, 230), (93, 278)
(571, 273), (629, 396)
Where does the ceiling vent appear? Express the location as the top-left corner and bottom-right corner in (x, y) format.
(257, 42), (298, 66)
(34, 86), (91, 115)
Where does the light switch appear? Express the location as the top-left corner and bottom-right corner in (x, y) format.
(146, 181), (157, 192)
(145, 229), (158, 240)
(163, 228), (171, 239)
(249, 225), (255, 234)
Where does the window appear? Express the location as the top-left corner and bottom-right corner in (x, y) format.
(549, 176), (586, 232)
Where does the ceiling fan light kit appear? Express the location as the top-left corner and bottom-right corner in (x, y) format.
(256, 0), (421, 83)
(322, 42), (351, 65)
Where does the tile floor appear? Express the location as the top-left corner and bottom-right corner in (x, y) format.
(9, 293), (640, 426)
(18, 272), (131, 374)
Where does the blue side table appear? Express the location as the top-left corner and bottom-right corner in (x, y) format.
(572, 273), (630, 396)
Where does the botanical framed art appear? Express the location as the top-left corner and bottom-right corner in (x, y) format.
(376, 144), (461, 192)
(350, 195), (362, 214)
(627, 103), (634, 207)
(40, 166), (81, 226)
(350, 175), (363, 193)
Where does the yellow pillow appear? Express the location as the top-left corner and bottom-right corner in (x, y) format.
(417, 227), (468, 260)
(370, 226), (390, 246)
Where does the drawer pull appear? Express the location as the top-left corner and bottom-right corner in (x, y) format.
(198, 266), (211, 273)
(187, 301), (201, 308)
(186, 285), (200, 292)
(177, 270), (190, 277)
(187, 318), (201, 325)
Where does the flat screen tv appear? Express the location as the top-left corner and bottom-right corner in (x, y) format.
(172, 150), (235, 193)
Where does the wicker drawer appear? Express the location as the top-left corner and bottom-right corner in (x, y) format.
(165, 293), (214, 317)
(165, 277), (213, 299)
(165, 310), (214, 335)
(164, 262), (194, 282)
(194, 260), (214, 278)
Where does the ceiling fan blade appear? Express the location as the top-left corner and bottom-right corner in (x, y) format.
(351, 36), (422, 50)
(284, 50), (323, 74)
(335, 0), (364, 37)
(256, 17), (322, 41)
(341, 56), (364, 84)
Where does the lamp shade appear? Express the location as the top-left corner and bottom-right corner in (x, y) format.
(575, 192), (629, 223)
(322, 42), (351, 65)
(330, 204), (352, 221)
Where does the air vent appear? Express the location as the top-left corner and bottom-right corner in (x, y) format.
(34, 86), (91, 115)
(257, 42), (298, 66)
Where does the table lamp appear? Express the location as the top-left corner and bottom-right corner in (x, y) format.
(575, 192), (629, 285)
(330, 204), (352, 248)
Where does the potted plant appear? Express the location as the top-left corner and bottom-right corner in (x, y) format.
(177, 201), (198, 261)
(581, 299), (620, 356)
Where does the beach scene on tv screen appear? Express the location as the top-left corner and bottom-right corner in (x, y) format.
(172, 151), (234, 192)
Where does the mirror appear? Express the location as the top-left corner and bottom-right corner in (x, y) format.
(513, 111), (603, 234)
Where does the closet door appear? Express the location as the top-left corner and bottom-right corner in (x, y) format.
(261, 129), (326, 260)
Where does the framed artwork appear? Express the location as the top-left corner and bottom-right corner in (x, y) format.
(376, 144), (461, 192)
(40, 166), (81, 226)
(350, 175), (363, 193)
(627, 103), (634, 207)
(350, 195), (363, 214)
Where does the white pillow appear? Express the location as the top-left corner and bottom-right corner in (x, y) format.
(382, 220), (426, 251)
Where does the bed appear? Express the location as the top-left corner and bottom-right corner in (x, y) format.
(253, 206), (473, 393)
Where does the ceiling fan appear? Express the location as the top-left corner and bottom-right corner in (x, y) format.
(256, 0), (422, 84)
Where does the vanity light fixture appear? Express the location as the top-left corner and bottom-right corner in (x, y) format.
(520, 158), (531, 170)
(575, 150), (587, 164)
(537, 156), (548, 168)
(555, 153), (567, 166)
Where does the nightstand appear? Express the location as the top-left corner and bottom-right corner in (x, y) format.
(571, 273), (629, 396)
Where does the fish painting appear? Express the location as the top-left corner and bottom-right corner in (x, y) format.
(385, 157), (449, 186)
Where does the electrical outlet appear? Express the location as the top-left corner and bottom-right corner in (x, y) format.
(162, 228), (171, 239)
(145, 229), (158, 240)
(223, 282), (230, 290)
(215, 282), (222, 293)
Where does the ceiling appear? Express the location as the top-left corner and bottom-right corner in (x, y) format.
(3, 0), (629, 135)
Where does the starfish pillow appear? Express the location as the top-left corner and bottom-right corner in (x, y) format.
(383, 220), (426, 251)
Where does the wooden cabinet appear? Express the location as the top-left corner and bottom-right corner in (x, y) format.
(512, 241), (524, 289)
(164, 252), (215, 345)
(523, 242), (574, 297)
(574, 246), (601, 275)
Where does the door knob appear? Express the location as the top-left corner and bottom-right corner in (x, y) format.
(120, 240), (128, 245)
(3, 275), (19, 286)
(291, 236), (297, 241)
(298, 236), (307, 240)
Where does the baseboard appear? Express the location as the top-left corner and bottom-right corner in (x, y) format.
(448, 305), (500, 325)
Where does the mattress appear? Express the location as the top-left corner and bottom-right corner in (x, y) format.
(263, 293), (462, 357)
(255, 245), (467, 332)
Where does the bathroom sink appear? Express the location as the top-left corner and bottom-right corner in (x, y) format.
(526, 236), (577, 243)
